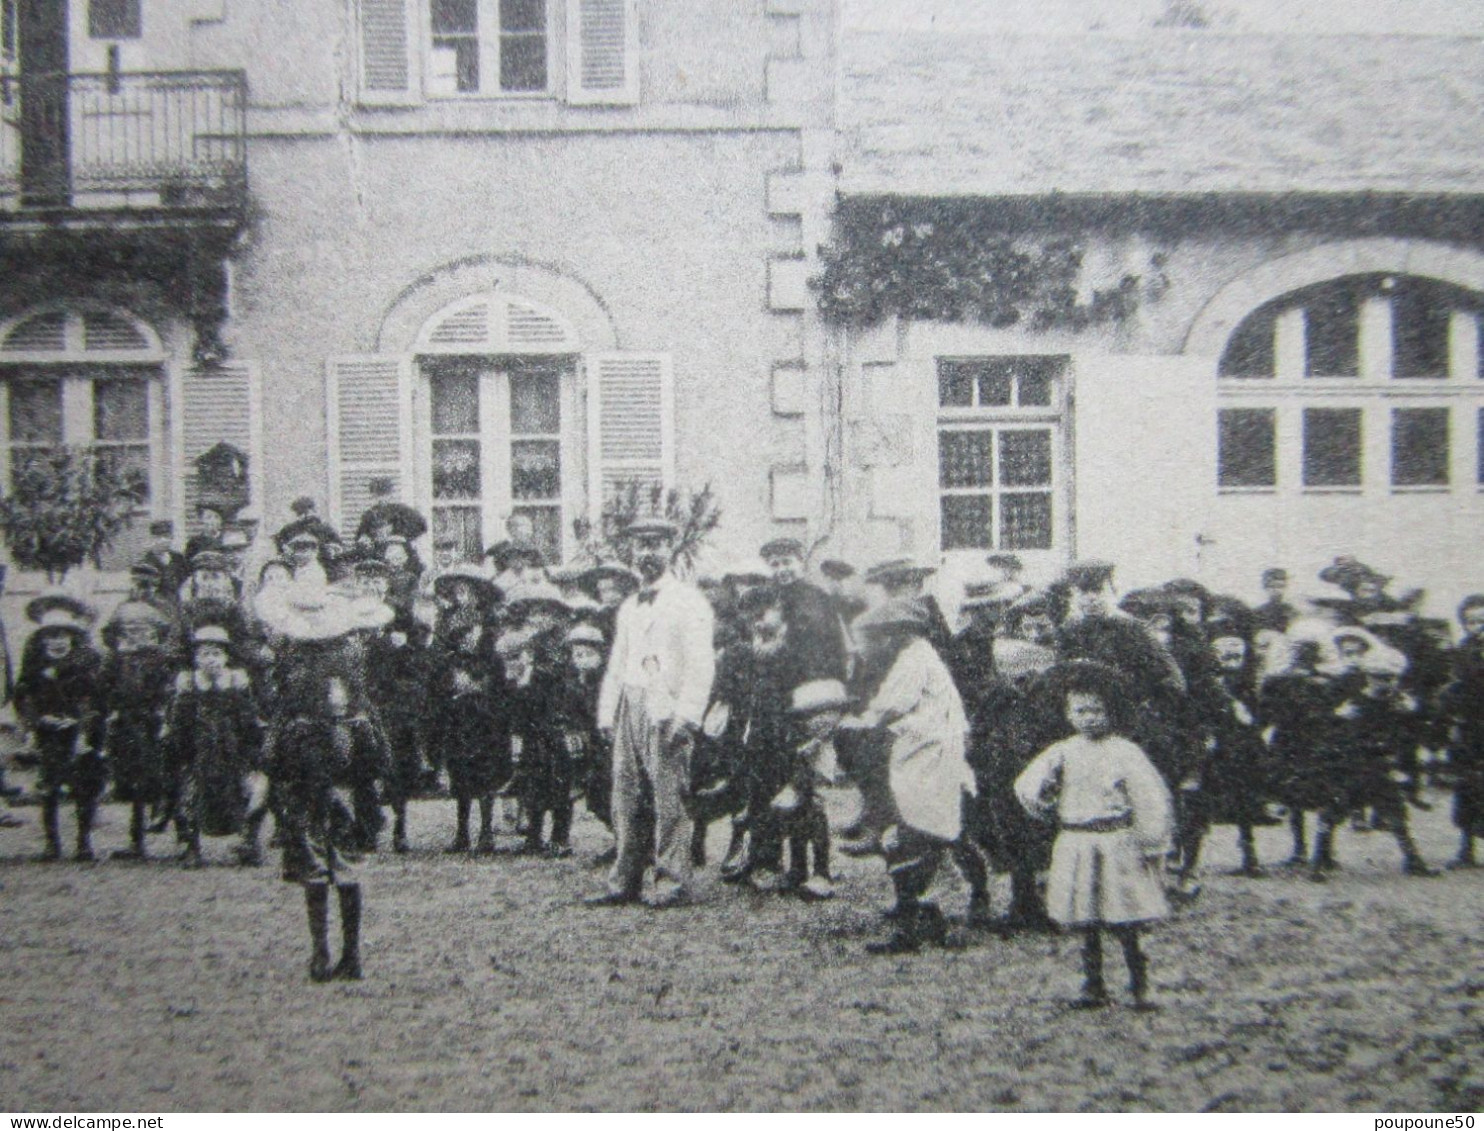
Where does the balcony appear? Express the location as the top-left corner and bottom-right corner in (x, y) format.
(0, 69), (246, 226)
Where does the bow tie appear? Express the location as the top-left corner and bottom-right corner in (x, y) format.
(637, 588), (659, 606)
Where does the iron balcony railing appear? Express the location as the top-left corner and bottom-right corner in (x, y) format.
(0, 69), (246, 211)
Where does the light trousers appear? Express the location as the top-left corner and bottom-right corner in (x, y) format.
(608, 687), (695, 901)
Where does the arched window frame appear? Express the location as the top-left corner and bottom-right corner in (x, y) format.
(0, 304), (167, 512)
(1214, 273), (1484, 497)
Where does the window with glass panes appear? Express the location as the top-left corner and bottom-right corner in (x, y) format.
(1217, 274), (1484, 494)
(423, 357), (569, 563)
(1, 369), (153, 503)
(428, 0), (549, 95)
(937, 357), (1063, 552)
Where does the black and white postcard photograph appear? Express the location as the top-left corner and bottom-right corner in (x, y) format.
(1, 0), (1482, 1115)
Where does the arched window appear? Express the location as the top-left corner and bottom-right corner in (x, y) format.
(0, 304), (167, 570)
(1215, 274), (1484, 493)
(417, 293), (580, 562)
(0, 305), (164, 504)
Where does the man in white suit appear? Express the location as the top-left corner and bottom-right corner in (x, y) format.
(586, 516), (716, 908)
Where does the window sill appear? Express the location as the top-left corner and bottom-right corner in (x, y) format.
(1216, 486), (1278, 495)
(1300, 487), (1363, 496)
(423, 91), (558, 103)
(1391, 485), (1451, 494)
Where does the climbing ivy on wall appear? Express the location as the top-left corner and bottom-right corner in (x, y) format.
(812, 197), (1142, 330)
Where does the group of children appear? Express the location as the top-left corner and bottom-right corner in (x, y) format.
(5, 494), (1482, 1006)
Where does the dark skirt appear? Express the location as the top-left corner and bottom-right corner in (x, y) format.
(107, 711), (168, 804)
(36, 727), (106, 801)
(440, 700), (511, 799)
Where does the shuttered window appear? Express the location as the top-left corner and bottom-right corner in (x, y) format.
(566, 0), (638, 105)
(179, 364), (261, 532)
(357, 0), (636, 105)
(356, 0), (422, 105)
(586, 352), (674, 531)
(326, 357), (415, 537)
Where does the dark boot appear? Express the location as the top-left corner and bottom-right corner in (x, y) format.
(1235, 824), (1265, 877)
(476, 797), (496, 854)
(914, 902), (949, 947)
(1284, 809), (1308, 866)
(1117, 927), (1156, 1011)
(74, 799), (98, 862)
(1071, 929), (1109, 1008)
(305, 884), (332, 981)
(866, 901), (924, 954)
(690, 820), (708, 868)
(113, 802), (149, 860)
(1447, 833), (1479, 870)
(782, 835), (807, 893)
(446, 797), (472, 853)
(391, 804), (409, 854)
(966, 889), (994, 929)
(1005, 866), (1054, 932)
(180, 825), (205, 868)
(1310, 818), (1339, 878)
(234, 810), (265, 867)
(39, 795), (62, 861)
(332, 884), (363, 980)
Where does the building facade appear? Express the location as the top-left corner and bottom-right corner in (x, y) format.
(814, 0), (1484, 615)
(1, 0), (1483, 626)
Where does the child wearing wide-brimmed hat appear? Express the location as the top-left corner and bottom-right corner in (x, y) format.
(1014, 661), (1174, 1010)
(428, 565), (511, 854)
(99, 599), (178, 860)
(14, 593), (104, 861)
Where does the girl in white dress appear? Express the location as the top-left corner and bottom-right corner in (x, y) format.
(1015, 663), (1173, 1009)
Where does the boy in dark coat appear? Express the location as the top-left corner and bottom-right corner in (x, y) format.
(720, 591), (798, 888)
(164, 624), (265, 866)
(428, 568), (510, 854)
(557, 623), (613, 851)
(357, 560), (430, 853)
(770, 678), (851, 900)
(14, 595), (103, 861)
(761, 538), (848, 682)
(99, 600), (177, 859)
(1260, 639), (1345, 867)
(1252, 568), (1299, 634)
(1316, 647), (1436, 879)
(1181, 623), (1271, 880)
(505, 587), (577, 856)
(962, 591), (1062, 931)
(273, 663), (388, 981)
(1440, 594), (1484, 868)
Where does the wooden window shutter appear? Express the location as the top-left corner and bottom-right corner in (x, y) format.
(326, 356), (414, 537)
(587, 352), (674, 521)
(566, 0), (638, 106)
(355, 0), (422, 106)
(178, 363), (263, 532)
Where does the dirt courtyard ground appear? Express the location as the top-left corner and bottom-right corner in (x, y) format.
(2, 785), (1482, 1112)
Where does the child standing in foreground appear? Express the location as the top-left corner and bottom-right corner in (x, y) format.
(1014, 663), (1173, 1010)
